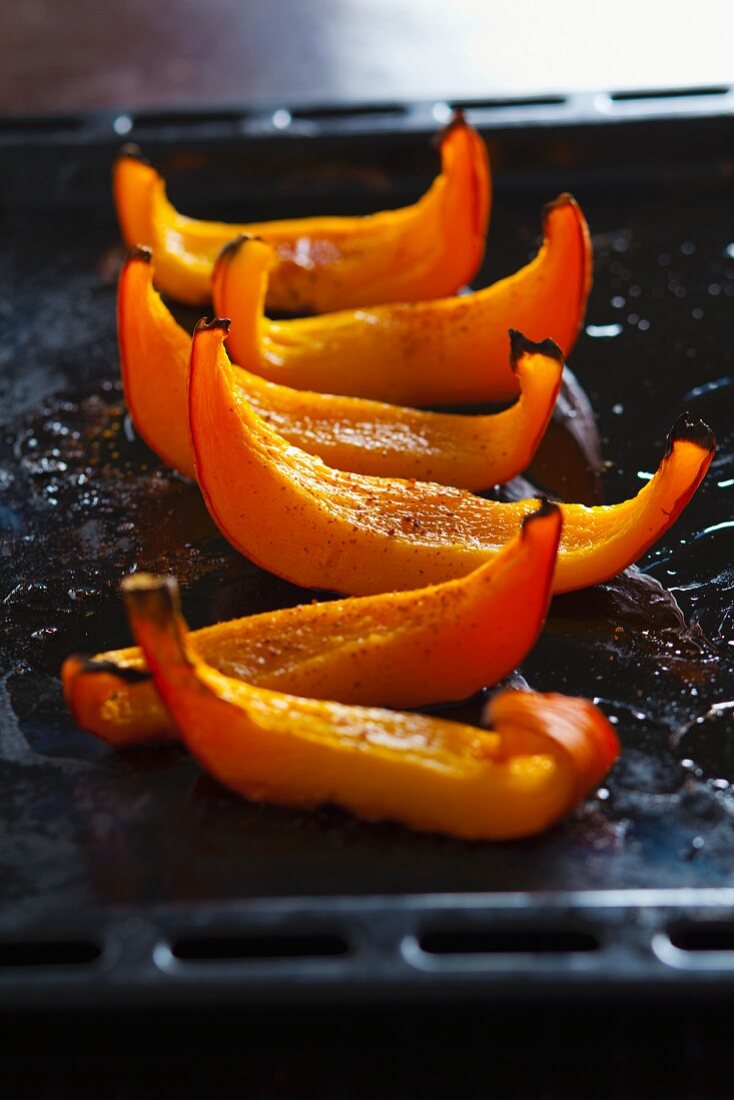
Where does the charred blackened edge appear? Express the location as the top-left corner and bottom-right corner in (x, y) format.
(509, 329), (564, 372)
(127, 244), (153, 264)
(521, 498), (560, 531)
(194, 316), (231, 335)
(543, 192), (576, 219)
(216, 234), (263, 266)
(664, 412), (716, 458)
(437, 108), (467, 143)
(122, 573), (182, 630)
(117, 142), (150, 166)
(73, 656), (152, 685)
(480, 671), (533, 727)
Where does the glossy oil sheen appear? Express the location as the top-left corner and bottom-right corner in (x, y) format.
(0, 148), (733, 914)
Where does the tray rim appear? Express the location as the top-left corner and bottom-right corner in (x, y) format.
(0, 82), (732, 149)
(4, 887), (734, 1009)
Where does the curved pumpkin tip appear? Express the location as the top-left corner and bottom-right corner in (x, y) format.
(117, 142), (149, 165)
(509, 329), (564, 370)
(440, 108), (467, 138)
(122, 572), (181, 624)
(665, 412), (716, 456)
(127, 244), (153, 264)
(522, 499), (561, 533)
(216, 233), (261, 267)
(194, 315), (231, 336)
(543, 192), (577, 216)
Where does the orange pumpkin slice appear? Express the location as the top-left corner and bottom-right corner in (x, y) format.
(62, 502), (561, 747)
(189, 318), (715, 596)
(121, 573), (619, 840)
(212, 193), (591, 406)
(112, 113), (490, 312)
(118, 247), (563, 488)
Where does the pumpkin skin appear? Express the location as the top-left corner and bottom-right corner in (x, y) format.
(119, 574), (619, 841)
(62, 504), (561, 748)
(113, 113), (490, 312)
(117, 247), (563, 489)
(212, 193), (592, 407)
(188, 319), (715, 597)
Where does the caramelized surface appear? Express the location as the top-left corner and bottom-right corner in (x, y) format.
(122, 576), (619, 840)
(213, 194), (591, 406)
(62, 504), (561, 746)
(113, 115), (490, 311)
(118, 250), (562, 488)
(190, 322), (715, 596)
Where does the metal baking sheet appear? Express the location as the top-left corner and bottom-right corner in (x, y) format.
(1, 95), (733, 1007)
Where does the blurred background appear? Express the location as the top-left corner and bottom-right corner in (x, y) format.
(2, 0), (732, 115)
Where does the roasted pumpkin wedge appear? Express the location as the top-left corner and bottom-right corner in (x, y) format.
(212, 193), (591, 406)
(118, 247), (563, 488)
(62, 502), (561, 747)
(121, 574), (619, 840)
(189, 319), (715, 596)
(113, 113), (490, 312)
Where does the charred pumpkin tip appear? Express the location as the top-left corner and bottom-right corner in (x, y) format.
(432, 108), (467, 150)
(543, 192), (576, 216)
(440, 108), (467, 137)
(194, 316), (231, 335)
(118, 142), (149, 165)
(665, 412), (716, 457)
(122, 573), (181, 625)
(521, 498), (561, 531)
(216, 234), (261, 265)
(127, 244), (153, 264)
(509, 329), (564, 370)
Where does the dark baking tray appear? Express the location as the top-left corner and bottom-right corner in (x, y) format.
(1, 89), (734, 1009)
